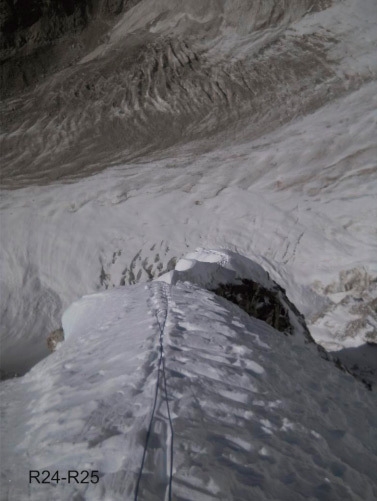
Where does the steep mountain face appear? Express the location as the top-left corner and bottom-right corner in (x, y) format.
(0, 80), (375, 378)
(0, 2), (376, 499)
(2, 0), (372, 379)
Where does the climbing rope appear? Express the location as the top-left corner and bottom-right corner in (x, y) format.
(134, 284), (174, 501)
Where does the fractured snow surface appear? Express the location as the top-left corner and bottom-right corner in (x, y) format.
(1, 279), (376, 500)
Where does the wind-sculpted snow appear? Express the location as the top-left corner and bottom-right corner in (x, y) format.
(160, 249), (315, 343)
(158, 249), (375, 388)
(1, 280), (375, 500)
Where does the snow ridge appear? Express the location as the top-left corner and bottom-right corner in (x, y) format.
(0, 278), (375, 500)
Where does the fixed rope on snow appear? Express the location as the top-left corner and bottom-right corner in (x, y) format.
(134, 283), (174, 501)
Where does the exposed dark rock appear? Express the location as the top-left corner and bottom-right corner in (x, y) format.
(46, 327), (64, 352)
(0, 367), (19, 380)
(332, 343), (376, 391)
(212, 278), (374, 391)
(213, 279), (293, 335)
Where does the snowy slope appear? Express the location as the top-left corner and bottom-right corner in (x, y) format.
(0, 1), (376, 497)
(1, 78), (375, 376)
(1, 275), (376, 500)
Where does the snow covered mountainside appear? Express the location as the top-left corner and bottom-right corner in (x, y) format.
(1, 253), (376, 500)
(0, 0), (376, 379)
(0, 0), (376, 499)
